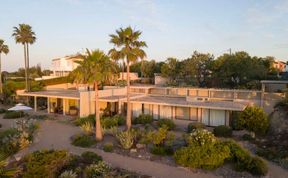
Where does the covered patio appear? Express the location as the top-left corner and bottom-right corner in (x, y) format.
(18, 90), (80, 116)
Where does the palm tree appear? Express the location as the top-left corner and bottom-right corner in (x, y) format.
(109, 27), (147, 130)
(0, 39), (9, 94)
(12, 24), (36, 92)
(71, 49), (116, 141)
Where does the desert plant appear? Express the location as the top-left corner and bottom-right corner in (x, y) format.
(0, 108), (6, 114)
(150, 145), (173, 156)
(133, 114), (153, 124)
(71, 134), (96, 148)
(100, 115), (125, 129)
(242, 133), (255, 141)
(81, 151), (102, 164)
(146, 126), (175, 147)
(0, 153), (18, 178)
(116, 130), (135, 149)
(74, 115), (95, 126)
(187, 122), (205, 133)
(157, 119), (176, 130)
(84, 161), (111, 178)
(80, 121), (94, 135)
(213, 125), (232, 137)
(3, 111), (24, 119)
(23, 150), (70, 178)
(186, 129), (216, 146)
(103, 142), (114, 152)
(59, 170), (77, 178)
(174, 141), (230, 170)
(239, 106), (269, 135)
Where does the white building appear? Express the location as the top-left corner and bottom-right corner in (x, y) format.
(51, 54), (82, 77)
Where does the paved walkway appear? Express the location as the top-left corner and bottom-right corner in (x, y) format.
(14, 120), (288, 178)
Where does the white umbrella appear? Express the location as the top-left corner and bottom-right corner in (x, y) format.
(8, 103), (33, 111)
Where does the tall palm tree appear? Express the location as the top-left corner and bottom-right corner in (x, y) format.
(109, 27), (147, 130)
(0, 39), (9, 94)
(12, 24), (36, 92)
(71, 49), (116, 141)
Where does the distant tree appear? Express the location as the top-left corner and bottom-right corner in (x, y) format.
(161, 58), (181, 82)
(239, 106), (269, 136)
(12, 24), (36, 91)
(109, 27), (147, 130)
(182, 51), (213, 87)
(0, 39), (9, 93)
(42, 70), (52, 76)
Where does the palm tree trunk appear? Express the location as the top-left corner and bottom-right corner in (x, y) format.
(121, 60), (125, 80)
(126, 60), (131, 130)
(26, 43), (30, 91)
(23, 44), (28, 92)
(94, 81), (102, 141)
(0, 53), (2, 94)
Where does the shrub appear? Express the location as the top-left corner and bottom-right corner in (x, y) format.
(146, 126), (175, 147)
(213, 125), (232, 137)
(103, 142), (114, 152)
(101, 115), (125, 129)
(81, 151), (102, 164)
(150, 145), (173, 156)
(74, 115), (95, 126)
(223, 140), (268, 176)
(71, 134), (96, 147)
(116, 130), (135, 149)
(157, 119), (176, 130)
(23, 150), (71, 178)
(0, 108), (6, 114)
(239, 106), (269, 135)
(84, 161), (111, 178)
(0, 128), (20, 155)
(59, 170), (77, 178)
(174, 141), (230, 170)
(3, 111), (24, 119)
(133, 114), (153, 124)
(187, 122), (205, 133)
(242, 134), (255, 141)
(231, 111), (243, 130)
(186, 129), (216, 146)
(80, 121), (94, 135)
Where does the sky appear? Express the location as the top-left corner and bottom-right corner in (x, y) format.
(1, 0), (288, 72)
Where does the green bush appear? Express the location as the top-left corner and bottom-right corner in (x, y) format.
(150, 145), (173, 156)
(231, 111), (243, 130)
(133, 114), (153, 124)
(187, 122), (205, 133)
(3, 111), (24, 119)
(103, 142), (114, 152)
(239, 106), (269, 135)
(242, 134), (255, 141)
(84, 161), (111, 178)
(145, 126), (175, 147)
(186, 129), (216, 146)
(157, 119), (176, 130)
(101, 115), (125, 129)
(0, 108), (6, 114)
(223, 140), (268, 176)
(213, 125), (232, 137)
(116, 130), (135, 149)
(0, 128), (20, 155)
(23, 150), (71, 178)
(74, 115), (95, 126)
(71, 134), (96, 147)
(174, 141), (230, 170)
(81, 151), (102, 164)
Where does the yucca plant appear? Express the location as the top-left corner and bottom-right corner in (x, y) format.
(59, 170), (77, 178)
(0, 153), (18, 178)
(80, 121), (94, 135)
(116, 130), (135, 149)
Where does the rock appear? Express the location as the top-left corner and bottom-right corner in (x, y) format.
(136, 143), (146, 149)
(130, 148), (137, 153)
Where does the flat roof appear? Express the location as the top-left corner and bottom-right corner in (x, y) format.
(261, 80), (288, 84)
(130, 96), (247, 111)
(99, 94), (144, 102)
(18, 90), (80, 100)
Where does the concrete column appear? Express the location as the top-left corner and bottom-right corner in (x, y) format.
(261, 83), (265, 108)
(47, 97), (50, 114)
(118, 101), (122, 114)
(63, 99), (66, 116)
(34, 96), (37, 112)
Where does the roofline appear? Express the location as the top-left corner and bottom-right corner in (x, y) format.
(18, 92), (80, 100)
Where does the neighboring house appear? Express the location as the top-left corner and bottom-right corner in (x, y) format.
(119, 72), (139, 81)
(17, 81), (286, 127)
(273, 60), (287, 72)
(51, 54), (82, 77)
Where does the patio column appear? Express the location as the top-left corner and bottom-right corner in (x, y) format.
(63, 99), (66, 116)
(118, 101), (122, 114)
(34, 96), (37, 112)
(47, 97), (50, 114)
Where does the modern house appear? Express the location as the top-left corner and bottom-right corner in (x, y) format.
(17, 80), (286, 127)
(51, 54), (82, 77)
